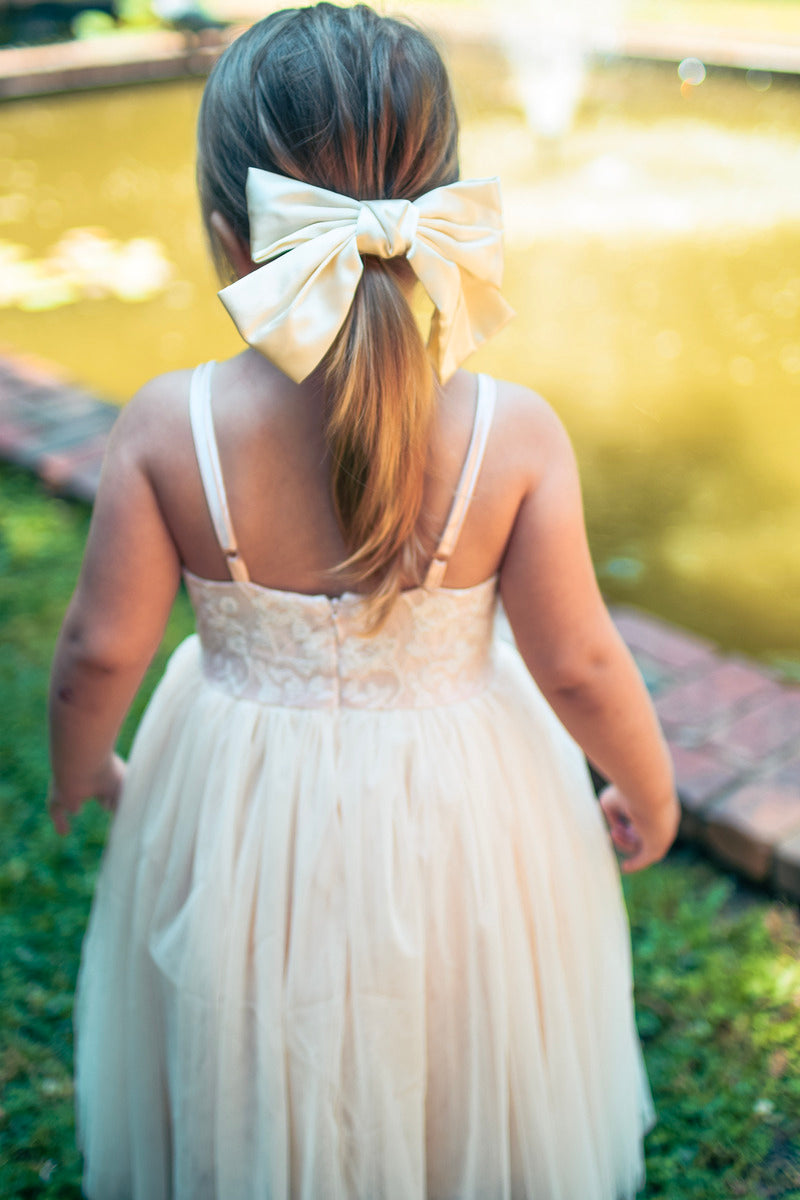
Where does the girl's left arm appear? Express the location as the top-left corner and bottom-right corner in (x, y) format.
(48, 393), (182, 833)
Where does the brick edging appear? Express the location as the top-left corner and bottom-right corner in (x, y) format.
(4, 16), (800, 101)
(612, 608), (800, 898)
(0, 26), (239, 100)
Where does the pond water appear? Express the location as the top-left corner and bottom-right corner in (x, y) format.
(1, 46), (799, 670)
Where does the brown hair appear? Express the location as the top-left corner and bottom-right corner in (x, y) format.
(197, 3), (459, 625)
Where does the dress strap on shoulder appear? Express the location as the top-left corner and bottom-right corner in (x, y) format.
(188, 361), (250, 583)
(424, 374), (496, 590)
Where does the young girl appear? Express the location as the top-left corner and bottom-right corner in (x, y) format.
(49, 5), (679, 1197)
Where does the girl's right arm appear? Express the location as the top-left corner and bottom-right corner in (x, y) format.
(499, 396), (679, 873)
(48, 381), (183, 832)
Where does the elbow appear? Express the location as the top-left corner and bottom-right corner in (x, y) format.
(534, 641), (616, 706)
(57, 616), (132, 678)
(50, 622), (131, 722)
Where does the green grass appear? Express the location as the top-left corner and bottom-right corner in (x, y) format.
(1, 463), (799, 1198)
(0, 465), (194, 1198)
(624, 862), (800, 1197)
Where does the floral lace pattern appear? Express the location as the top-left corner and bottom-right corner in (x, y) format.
(184, 571), (499, 710)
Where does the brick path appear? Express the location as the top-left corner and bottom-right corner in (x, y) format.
(2, 348), (799, 900)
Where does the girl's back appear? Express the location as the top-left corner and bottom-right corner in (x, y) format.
(49, 5), (679, 1197)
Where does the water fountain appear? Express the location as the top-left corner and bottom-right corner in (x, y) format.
(500, 0), (622, 140)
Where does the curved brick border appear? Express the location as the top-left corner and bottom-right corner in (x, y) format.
(612, 608), (800, 897)
(1, 347), (798, 901)
(0, 349), (117, 502)
(0, 27), (239, 99)
(2, 9), (800, 100)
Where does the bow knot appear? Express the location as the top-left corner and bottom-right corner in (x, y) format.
(355, 198), (418, 259)
(219, 168), (514, 382)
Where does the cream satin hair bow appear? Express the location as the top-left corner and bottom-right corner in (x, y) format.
(219, 168), (515, 383)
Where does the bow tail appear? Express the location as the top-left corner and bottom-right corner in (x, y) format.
(457, 269), (515, 361)
(218, 233), (364, 383)
(414, 251), (515, 382)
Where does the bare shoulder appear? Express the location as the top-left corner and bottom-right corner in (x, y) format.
(491, 377), (576, 488)
(494, 377), (564, 428)
(111, 369), (194, 447)
(98, 370), (200, 496)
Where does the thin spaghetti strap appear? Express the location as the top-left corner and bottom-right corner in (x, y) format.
(424, 374), (496, 589)
(188, 361), (250, 583)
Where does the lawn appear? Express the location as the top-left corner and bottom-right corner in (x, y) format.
(1, 463), (799, 1198)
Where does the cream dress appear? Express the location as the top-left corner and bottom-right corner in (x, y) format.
(74, 362), (654, 1199)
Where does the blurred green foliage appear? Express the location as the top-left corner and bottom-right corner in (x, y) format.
(67, 0), (225, 41)
(72, 1), (171, 40)
(1, 463), (799, 1197)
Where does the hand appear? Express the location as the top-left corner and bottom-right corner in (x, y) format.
(93, 752), (126, 814)
(599, 783), (679, 874)
(47, 753), (126, 835)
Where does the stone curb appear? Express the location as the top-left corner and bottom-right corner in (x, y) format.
(2, 15), (800, 101)
(0, 26), (240, 99)
(615, 23), (800, 75)
(1, 347), (799, 902)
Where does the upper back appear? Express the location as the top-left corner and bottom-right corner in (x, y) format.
(134, 350), (547, 597)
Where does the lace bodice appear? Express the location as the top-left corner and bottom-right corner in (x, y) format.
(184, 573), (498, 709)
(184, 361), (499, 711)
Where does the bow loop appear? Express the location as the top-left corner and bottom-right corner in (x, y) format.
(219, 168), (514, 382)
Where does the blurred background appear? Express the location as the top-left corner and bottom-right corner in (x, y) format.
(1, 0), (799, 667)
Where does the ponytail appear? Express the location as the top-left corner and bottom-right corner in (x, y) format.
(198, 4), (461, 626)
(324, 259), (434, 629)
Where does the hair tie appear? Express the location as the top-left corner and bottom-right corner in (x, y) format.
(218, 168), (515, 383)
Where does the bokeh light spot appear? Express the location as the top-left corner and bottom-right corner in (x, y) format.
(656, 329), (682, 360)
(772, 290), (799, 320)
(746, 69), (772, 93)
(0, 193), (29, 225)
(678, 58), (707, 86)
(729, 355), (755, 386)
(779, 345), (800, 375)
(599, 556), (645, 584)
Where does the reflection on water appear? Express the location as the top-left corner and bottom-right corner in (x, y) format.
(0, 52), (798, 668)
(1, 229), (172, 309)
(501, 123), (800, 238)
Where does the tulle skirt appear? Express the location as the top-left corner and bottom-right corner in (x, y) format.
(75, 635), (653, 1199)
